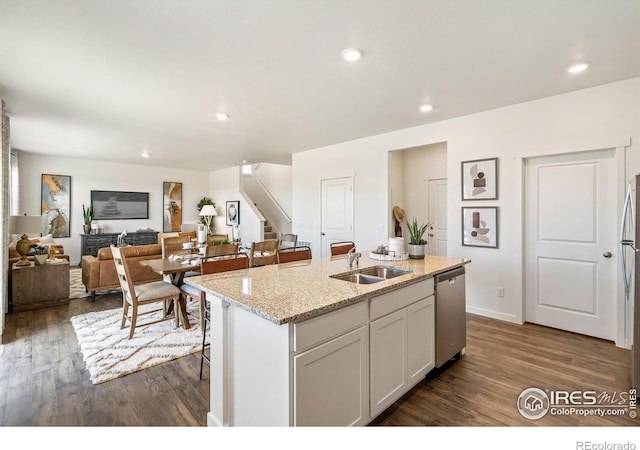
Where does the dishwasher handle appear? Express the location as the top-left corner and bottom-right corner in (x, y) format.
(435, 266), (465, 283)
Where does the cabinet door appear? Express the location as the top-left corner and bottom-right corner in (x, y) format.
(294, 326), (368, 426)
(369, 308), (407, 418)
(407, 296), (434, 385)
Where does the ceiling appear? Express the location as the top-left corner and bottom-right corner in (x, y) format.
(1, 0), (639, 172)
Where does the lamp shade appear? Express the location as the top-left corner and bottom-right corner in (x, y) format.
(199, 205), (217, 216)
(9, 215), (43, 235)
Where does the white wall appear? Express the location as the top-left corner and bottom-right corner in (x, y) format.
(293, 77), (640, 325)
(210, 166), (262, 246)
(18, 153), (210, 264)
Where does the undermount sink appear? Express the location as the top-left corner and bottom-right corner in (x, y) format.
(331, 265), (415, 284)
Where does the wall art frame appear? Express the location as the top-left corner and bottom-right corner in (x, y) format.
(226, 200), (240, 226)
(41, 174), (71, 238)
(462, 206), (498, 248)
(163, 181), (183, 232)
(461, 157), (498, 200)
(91, 190), (149, 220)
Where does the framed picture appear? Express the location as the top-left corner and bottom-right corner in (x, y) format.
(91, 190), (149, 220)
(163, 182), (182, 232)
(462, 207), (498, 248)
(226, 200), (240, 226)
(461, 157), (498, 200)
(41, 174), (71, 238)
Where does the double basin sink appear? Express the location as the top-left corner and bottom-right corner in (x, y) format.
(331, 265), (415, 284)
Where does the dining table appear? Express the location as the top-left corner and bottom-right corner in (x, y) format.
(140, 256), (202, 330)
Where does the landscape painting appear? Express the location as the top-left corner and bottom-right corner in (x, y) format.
(91, 190), (149, 220)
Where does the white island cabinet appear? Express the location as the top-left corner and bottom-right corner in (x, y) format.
(185, 254), (466, 427)
(369, 278), (434, 417)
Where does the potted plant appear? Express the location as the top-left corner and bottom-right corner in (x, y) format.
(82, 204), (94, 234)
(31, 244), (49, 265)
(406, 218), (433, 259)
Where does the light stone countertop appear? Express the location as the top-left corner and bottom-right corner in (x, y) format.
(183, 253), (467, 325)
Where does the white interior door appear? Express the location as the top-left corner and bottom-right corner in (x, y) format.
(427, 178), (447, 256)
(321, 177), (354, 258)
(525, 149), (617, 340)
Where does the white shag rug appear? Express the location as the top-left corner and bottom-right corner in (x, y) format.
(70, 301), (207, 384)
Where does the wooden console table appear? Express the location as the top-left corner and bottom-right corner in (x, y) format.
(80, 231), (159, 257)
(12, 261), (70, 312)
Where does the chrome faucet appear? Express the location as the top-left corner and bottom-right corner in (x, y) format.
(347, 247), (361, 269)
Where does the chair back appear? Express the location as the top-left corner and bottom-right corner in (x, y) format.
(111, 245), (136, 303)
(162, 235), (190, 258)
(330, 241), (356, 256)
(205, 243), (239, 258)
(179, 230), (197, 240)
(249, 239), (279, 266)
(207, 234), (229, 245)
(201, 253), (249, 274)
(278, 246), (312, 264)
(280, 233), (298, 250)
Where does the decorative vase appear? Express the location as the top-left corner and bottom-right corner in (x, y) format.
(83, 224), (91, 234)
(34, 254), (48, 265)
(408, 243), (425, 259)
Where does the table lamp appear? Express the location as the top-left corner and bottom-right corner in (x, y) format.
(199, 204), (217, 234)
(9, 214), (43, 266)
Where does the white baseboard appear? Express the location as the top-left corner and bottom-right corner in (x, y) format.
(466, 306), (522, 324)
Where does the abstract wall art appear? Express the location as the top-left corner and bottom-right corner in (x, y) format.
(41, 174), (71, 237)
(461, 157), (498, 200)
(226, 200), (240, 226)
(163, 181), (182, 232)
(462, 207), (498, 248)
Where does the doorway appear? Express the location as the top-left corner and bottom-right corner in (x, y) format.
(427, 178), (447, 256)
(524, 149), (617, 340)
(320, 177), (354, 258)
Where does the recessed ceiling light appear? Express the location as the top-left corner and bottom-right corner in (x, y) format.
(141, 151), (150, 158)
(419, 104), (434, 112)
(568, 62), (589, 73)
(341, 48), (364, 62)
(215, 112), (229, 121)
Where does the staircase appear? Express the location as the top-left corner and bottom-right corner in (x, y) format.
(264, 221), (278, 240)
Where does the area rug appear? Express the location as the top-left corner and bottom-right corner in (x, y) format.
(69, 267), (90, 299)
(70, 301), (207, 384)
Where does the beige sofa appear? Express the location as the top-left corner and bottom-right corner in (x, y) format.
(81, 244), (163, 301)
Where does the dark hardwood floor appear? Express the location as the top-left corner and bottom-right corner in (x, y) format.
(0, 294), (636, 427)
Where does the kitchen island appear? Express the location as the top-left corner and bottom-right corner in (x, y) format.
(184, 253), (466, 426)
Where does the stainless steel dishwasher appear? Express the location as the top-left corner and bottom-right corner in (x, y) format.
(434, 265), (466, 368)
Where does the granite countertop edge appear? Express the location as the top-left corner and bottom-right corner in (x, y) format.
(185, 255), (467, 325)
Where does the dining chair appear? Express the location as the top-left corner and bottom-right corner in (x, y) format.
(329, 241), (356, 256)
(180, 252), (250, 379)
(161, 235), (190, 258)
(206, 234), (229, 245)
(279, 233), (298, 250)
(277, 245), (312, 264)
(205, 242), (239, 259)
(111, 245), (182, 339)
(249, 239), (279, 267)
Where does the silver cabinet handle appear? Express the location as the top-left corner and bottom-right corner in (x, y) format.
(603, 252), (612, 258)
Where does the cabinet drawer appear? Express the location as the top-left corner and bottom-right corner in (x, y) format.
(293, 301), (368, 353)
(370, 278), (434, 320)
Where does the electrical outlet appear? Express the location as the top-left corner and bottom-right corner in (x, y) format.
(497, 287), (505, 298)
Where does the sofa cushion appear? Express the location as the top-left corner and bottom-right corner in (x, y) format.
(97, 243), (162, 260)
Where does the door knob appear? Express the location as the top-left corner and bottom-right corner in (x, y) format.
(603, 252), (612, 258)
